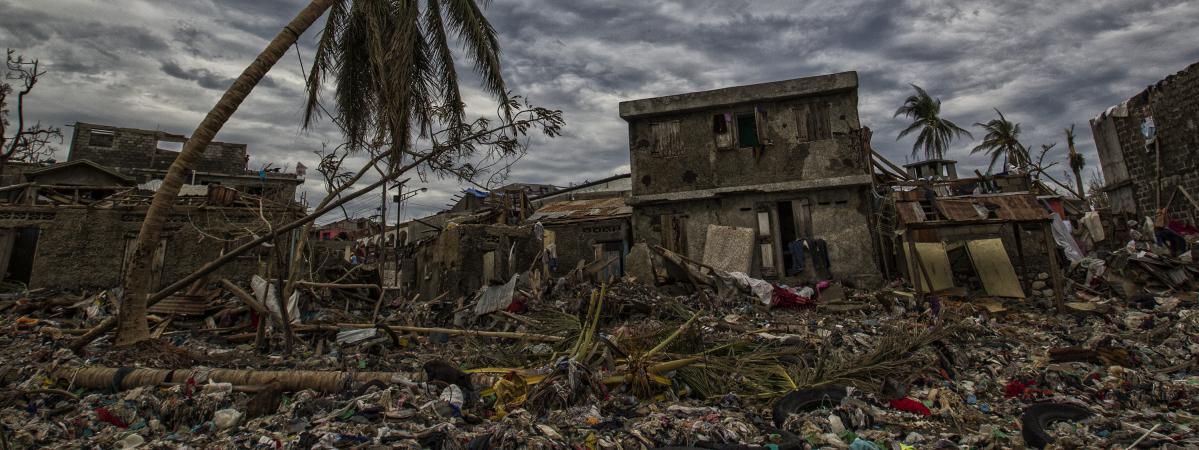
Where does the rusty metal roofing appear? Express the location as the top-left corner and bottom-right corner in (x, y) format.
(528, 197), (631, 222)
(896, 193), (1049, 227)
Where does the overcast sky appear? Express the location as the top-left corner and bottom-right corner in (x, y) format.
(3, 0), (1198, 223)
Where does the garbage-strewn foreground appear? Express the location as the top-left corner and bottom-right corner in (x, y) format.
(3, 245), (1197, 449)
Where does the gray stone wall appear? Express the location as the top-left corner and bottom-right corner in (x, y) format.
(0, 207), (292, 290)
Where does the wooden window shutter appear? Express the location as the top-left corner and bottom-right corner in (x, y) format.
(807, 102), (831, 140)
(793, 105), (810, 142)
(651, 121), (682, 157)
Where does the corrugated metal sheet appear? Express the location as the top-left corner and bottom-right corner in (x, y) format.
(528, 197), (631, 222)
(895, 201), (926, 224)
(897, 193), (1048, 226)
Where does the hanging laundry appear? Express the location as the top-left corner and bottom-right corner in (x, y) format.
(787, 240), (806, 275)
(806, 238), (831, 270)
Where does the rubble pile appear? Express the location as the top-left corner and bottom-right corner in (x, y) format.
(1, 252), (1197, 450)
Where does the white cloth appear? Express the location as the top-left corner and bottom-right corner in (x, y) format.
(1050, 213), (1084, 263)
(1080, 211), (1105, 242)
(729, 271), (774, 305)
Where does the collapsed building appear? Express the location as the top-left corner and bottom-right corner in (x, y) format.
(1091, 60), (1199, 228)
(0, 122), (303, 290)
(619, 72), (883, 287)
(384, 73), (1074, 302)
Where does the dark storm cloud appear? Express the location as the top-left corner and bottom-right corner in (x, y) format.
(3, 0), (1199, 222)
(161, 60), (234, 90)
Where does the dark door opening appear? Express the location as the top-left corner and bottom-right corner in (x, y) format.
(593, 241), (625, 281)
(7, 227), (40, 284)
(777, 201), (800, 275)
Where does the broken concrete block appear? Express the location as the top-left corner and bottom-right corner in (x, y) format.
(701, 224), (755, 274)
(625, 243), (655, 285)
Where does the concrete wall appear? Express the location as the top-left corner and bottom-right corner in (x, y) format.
(624, 91), (864, 197)
(1090, 61), (1199, 222)
(0, 206), (293, 290)
(69, 123), (248, 176)
(544, 217), (630, 276)
(620, 73), (880, 286)
(631, 185), (881, 287)
(413, 224), (540, 302)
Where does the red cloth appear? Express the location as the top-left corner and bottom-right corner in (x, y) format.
(94, 407), (128, 428)
(888, 398), (931, 416)
(1004, 379), (1033, 398)
(771, 286), (813, 309)
(1004, 379), (1052, 398)
(1167, 220), (1199, 235)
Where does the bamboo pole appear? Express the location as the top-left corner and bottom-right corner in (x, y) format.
(294, 323), (564, 342)
(296, 282), (381, 289)
(53, 366), (405, 394)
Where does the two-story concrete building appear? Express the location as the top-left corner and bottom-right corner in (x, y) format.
(619, 72), (882, 287)
(68, 122), (302, 204)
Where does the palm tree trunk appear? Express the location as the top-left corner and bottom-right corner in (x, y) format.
(116, 0), (336, 346)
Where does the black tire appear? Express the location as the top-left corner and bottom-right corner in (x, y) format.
(771, 386), (847, 428)
(1020, 402), (1092, 449)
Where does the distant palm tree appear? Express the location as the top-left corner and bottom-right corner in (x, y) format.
(894, 84), (972, 160)
(971, 109), (1029, 173)
(1065, 124), (1086, 199)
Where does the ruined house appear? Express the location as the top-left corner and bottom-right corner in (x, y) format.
(0, 122), (303, 290)
(527, 176), (633, 279)
(619, 72), (883, 287)
(1091, 60), (1199, 223)
(68, 122), (301, 203)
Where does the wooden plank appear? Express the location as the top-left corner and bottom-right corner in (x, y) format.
(904, 231), (923, 298)
(147, 295), (211, 316)
(1042, 222), (1066, 313)
(903, 242), (955, 292)
(965, 238), (1025, 299)
(1178, 185), (1199, 210)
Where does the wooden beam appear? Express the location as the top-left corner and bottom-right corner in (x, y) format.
(295, 323), (563, 342)
(1040, 223), (1066, 313)
(871, 149), (910, 180)
(296, 281), (380, 289)
(1178, 185), (1199, 210)
(904, 230), (923, 299)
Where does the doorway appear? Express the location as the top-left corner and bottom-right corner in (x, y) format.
(3, 227), (40, 284)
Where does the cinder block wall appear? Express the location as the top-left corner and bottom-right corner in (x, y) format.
(1093, 62), (1199, 222)
(0, 208), (287, 290)
(69, 123), (248, 176)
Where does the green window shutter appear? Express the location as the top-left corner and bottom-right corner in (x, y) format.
(736, 113), (759, 147)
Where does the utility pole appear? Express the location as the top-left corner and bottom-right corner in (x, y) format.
(378, 177), (387, 273)
(393, 181), (404, 288)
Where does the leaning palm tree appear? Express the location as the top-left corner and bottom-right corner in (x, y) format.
(971, 109), (1029, 174)
(116, 0), (509, 345)
(894, 84), (972, 160)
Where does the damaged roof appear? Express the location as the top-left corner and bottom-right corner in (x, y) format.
(896, 192), (1050, 228)
(527, 197), (631, 223)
